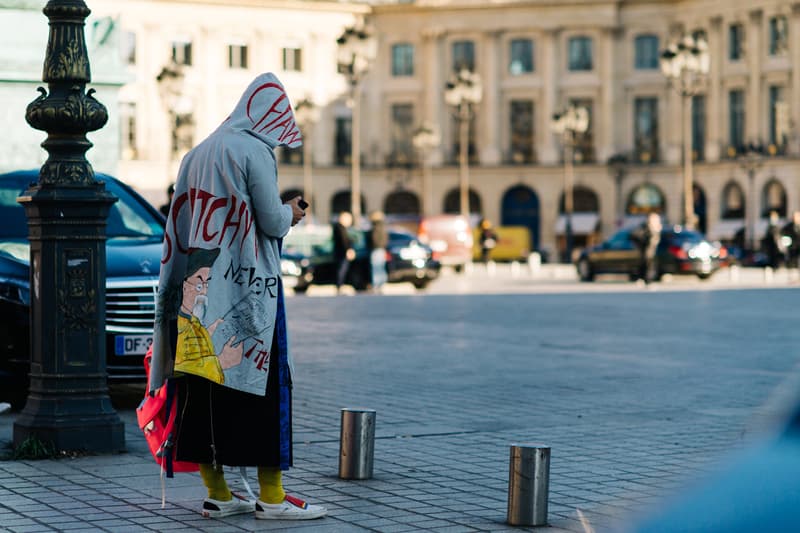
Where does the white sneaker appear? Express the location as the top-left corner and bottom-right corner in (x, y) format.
(255, 495), (327, 520)
(201, 493), (255, 518)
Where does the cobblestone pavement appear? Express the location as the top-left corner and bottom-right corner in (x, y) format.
(2, 270), (800, 532)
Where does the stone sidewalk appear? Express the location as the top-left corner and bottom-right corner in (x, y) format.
(2, 286), (799, 532)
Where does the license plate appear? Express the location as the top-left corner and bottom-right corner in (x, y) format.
(115, 334), (152, 356)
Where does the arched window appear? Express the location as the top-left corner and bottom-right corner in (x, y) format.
(558, 185), (599, 213)
(331, 190), (366, 218)
(384, 190), (420, 215)
(443, 188), (482, 215)
(762, 179), (787, 217)
(721, 181), (745, 219)
(626, 183), (665, 215)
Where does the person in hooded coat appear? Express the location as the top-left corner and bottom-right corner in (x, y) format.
(149, 73), (326, 521)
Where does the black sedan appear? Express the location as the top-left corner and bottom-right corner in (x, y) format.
(281, 227), (441, 292)
(0, 170), (164, 406)
(575, 226), (728, 282)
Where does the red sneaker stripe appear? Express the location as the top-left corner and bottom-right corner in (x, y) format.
(285, 494), (308, 509)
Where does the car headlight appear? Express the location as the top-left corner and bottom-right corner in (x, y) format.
(0, 277), (30, 306)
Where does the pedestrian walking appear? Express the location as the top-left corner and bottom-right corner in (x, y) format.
(763, 210), (785, 270)
(332, 211), (356, 294)
(149, 72), (326, 521)
(782, 211), (800, 270)
(631, 212), (662, 284)
(159, 182), (175, 217)
(366, 210), (388, 291)
(478, 218), (498, 264)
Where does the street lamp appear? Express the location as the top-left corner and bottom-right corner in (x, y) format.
(15, 0), (123, 452)
(738, 142), (765, 251)
(551, 105), (590, 263)
(412, 122), (441, 216)
(444, 68), (482, 219)
(337, 22), (377, 222)
(660, 33), (710, 230)
(294, 97), (319, 220)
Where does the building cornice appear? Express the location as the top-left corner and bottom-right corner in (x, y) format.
(132, 0), (370, 15)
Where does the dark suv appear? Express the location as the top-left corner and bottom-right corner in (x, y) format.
(0, 170), (164, 405)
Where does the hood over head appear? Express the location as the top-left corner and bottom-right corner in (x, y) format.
(221, 72), (302, 149)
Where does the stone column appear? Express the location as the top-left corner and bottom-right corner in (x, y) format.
(539, 28), (561, 164)
(598, 27), (617, 163)
(747, 9), (763, 142)
(422, 26), (446, 166)
(480, 30), (502, 165)
(706, 16), (723, 162)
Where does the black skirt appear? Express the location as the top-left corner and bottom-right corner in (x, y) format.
(173, 335), (291, 467)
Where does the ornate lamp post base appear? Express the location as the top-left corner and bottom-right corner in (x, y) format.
(13, 0), (124, 453)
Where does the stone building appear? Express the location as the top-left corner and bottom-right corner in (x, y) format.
(5, 0), (800, 259)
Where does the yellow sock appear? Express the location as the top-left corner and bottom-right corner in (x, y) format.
(199, 463), (231, 501)
(258, 466), (286, 504)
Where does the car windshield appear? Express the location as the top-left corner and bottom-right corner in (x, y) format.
(663, 230), (706, 245)
(0, 174), (163, 240)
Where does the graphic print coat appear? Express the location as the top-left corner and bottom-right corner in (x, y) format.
(149, 73), (302, 396)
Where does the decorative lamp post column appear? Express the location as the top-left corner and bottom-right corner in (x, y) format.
(337, 22), (377, 222)
(738, 143), (764, 252)
(607, 154), (629, 229)
(294, 98), (319, 220)
(412, 122), (441, 216)
(551, 105), (589, 263)
(444, 69), (482, 219)
(14, 0), (124, 453)
(660, 33), (710, 230)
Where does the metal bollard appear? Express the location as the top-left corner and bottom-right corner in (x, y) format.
(338, 408), (376, 479)
(507, 444), (550, 526)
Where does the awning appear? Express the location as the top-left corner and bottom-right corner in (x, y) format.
(555, 213), (600, 235)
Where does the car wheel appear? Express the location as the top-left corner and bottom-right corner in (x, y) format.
(453, 264), (464, 274)
(577, 258), (594, 282)
(293, 284), (308, 294)
(412, 279), (429, 290)
(697, 272), (712, 280)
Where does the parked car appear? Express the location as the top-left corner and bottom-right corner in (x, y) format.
(575, 225), (728, 282)
(0, 170), (164, 406)
(281, 225), (440, 292)
(417, 214), (473, 272)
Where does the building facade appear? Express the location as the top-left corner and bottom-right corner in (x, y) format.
(6, 0), (800, 259)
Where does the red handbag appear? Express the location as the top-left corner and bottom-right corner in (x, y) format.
(136, 346), (198, 478)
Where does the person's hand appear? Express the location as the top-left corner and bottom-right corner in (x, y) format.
(346, 248), (356, 261)
(285, 196), (306, 226)
(219, 335), (243, 369)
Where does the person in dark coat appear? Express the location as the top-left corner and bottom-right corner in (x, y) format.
(332, 211), (355, 293)
(782, 211), (800, 269)
(478, 218), (498, 264)
(763, 210), (785, 269)
(159, 183), (175, 217)
(630, 212), (662, 284)
(366, 210), (388, 291)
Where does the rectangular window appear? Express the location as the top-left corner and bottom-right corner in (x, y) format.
(634, 97), (658, 163)
(390, 103), (414, 165)
(280, 146), (303, 165)
(769, 16), (789, 56)
(509, 38), (534, 75)
(120, 102), (137, 160)
(691, 95), (706, 161)
(282, 47), (302, 72)
(569, 98), (594, 163)
(568, 36), (593, 71)
(335, 117), (352, 166)
(122, 31), (136, 65)
(452, 40), (475, 72)
(729, 89), (745, 151)
(769, 86), (789, 151)
(172, 40), (192, 66)
(728, 23), (744, 61)
(228, 44), (248, 69)
(509, 100), (534, 163)
(391, 43), (414, 76)
(634, 35), (659, 69)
